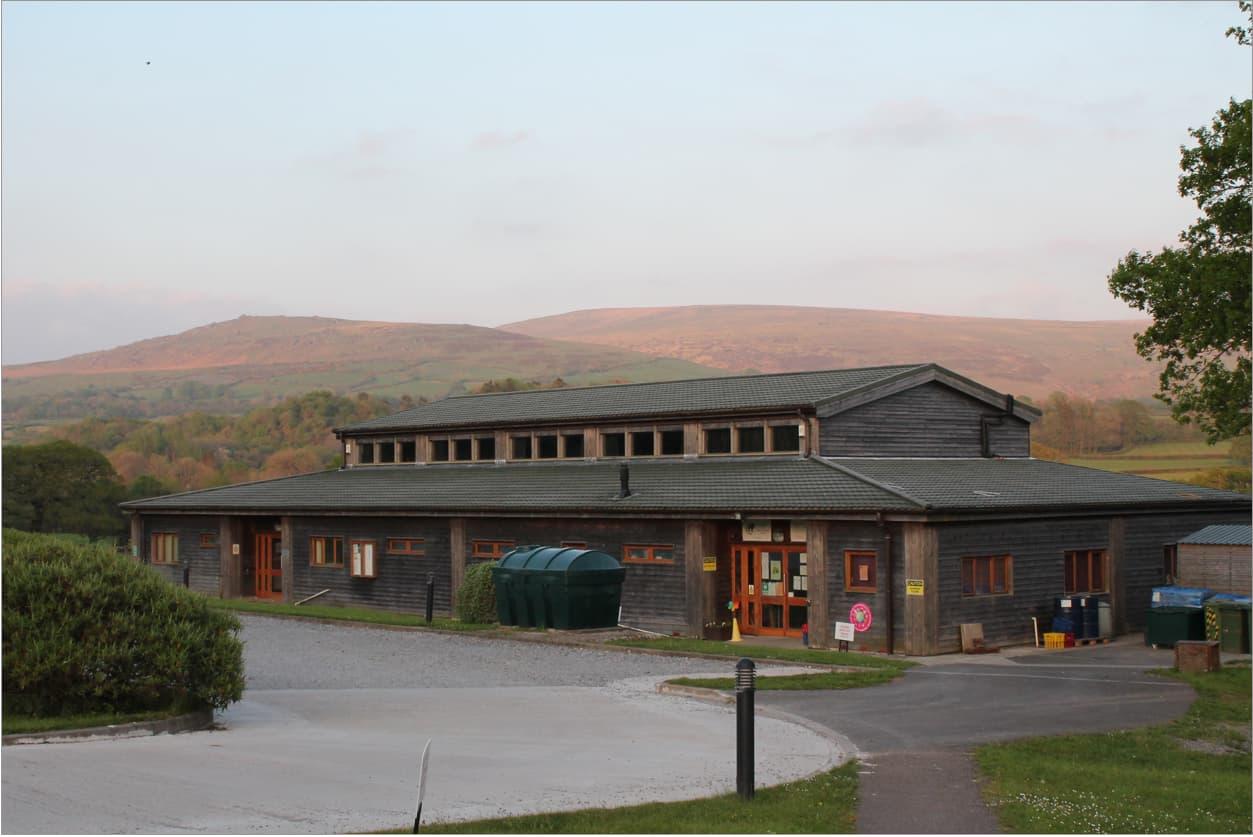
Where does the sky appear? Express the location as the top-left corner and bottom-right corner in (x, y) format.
(2, 1), (1249, 363)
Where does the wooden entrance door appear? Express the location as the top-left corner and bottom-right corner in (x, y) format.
(254, 532), (282, 599)
(732, 544), (809, 636)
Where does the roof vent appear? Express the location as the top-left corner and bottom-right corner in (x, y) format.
(618, 463), (633, 499)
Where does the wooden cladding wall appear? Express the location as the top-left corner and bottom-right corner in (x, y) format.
(141, 515), (221, 596)
(819, 382), (1030, 458)
(824, 521), (903, 653)
(1179, 544), (1253, 595)
(1122, 511), (1248, 629)
(935, 518), (1109, 652)
(288, 517), (452, 615)
(467, 518), (688, 633)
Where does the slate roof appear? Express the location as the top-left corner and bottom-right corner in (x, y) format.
(120, 457), (921, 515)
(122, 456), (1249, 517)
(828, 458), (1251, 512)
(1178, 524), (1253, 546)
(337, 364), (930, 432)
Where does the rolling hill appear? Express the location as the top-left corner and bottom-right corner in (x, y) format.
(1, 316), (723, 431)
(504, 305), (1158, 401)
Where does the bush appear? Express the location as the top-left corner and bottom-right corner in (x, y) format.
(455, 560), (498, 624)
(2, 529), (245, 717)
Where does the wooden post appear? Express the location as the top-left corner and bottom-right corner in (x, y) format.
(807, 521), (830, 648)
(280, 516), (294, 604)
(219, 516), (237, 598)
(129, 514), (143, 561)
(683, 422), (700, 458)
(1108, 517), (1127, 636)
(903, 523), (939, 655)
(450, 518), (467, 610)
(702, 522), (719, 629)
(684, 521), (705, 637)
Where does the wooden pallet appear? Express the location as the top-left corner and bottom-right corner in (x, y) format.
(1075, 636), (1112, 646)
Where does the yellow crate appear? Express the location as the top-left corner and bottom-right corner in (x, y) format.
(1043, 632), (1066, 649)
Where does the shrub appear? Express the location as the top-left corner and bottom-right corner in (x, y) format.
(455, 560), (498, 624)
(2, 529), (245, 717)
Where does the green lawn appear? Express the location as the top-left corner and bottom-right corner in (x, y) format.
(2, 706), (188, 735)
(417, 762), (859, 833)
(668, 668), (902, 691)
(608, 637), (912, 671)
(976, 664), (1252, 834)
(208, 598), (495, 631)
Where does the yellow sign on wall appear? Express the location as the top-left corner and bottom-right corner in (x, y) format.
(703, 557), (717, 572)
(906, 578), (925, 596)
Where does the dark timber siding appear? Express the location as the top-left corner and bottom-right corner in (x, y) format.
(288, 517), (452, 615)
(142, 515), (221, 596)
(1121, 511), (1248, 630)
(467, 518), (687, 633)
(820, 382), (1030, 458)
(826, 521), (904, 652)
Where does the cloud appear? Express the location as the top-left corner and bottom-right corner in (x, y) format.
(768, 98), (1046, 149)
(471, 130), (530, 151)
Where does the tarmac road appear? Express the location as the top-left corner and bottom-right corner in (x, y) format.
(1, 616), (846, 834)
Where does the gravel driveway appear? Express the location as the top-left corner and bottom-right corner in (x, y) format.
(2, 615), (847, 834)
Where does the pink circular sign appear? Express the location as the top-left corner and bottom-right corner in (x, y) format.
(849, 603), (873, 633)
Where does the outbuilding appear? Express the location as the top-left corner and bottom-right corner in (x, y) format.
(122, 363), (1251, 654)
(1172, 524), (1252, 596)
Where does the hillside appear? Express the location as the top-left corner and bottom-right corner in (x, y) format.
(504, 305), (1157, 400)
(1, 315), (722, 431)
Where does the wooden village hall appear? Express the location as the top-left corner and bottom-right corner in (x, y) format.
(122, 363), (1251, 654)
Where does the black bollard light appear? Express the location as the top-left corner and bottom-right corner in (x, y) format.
(183, 565), (191, 588)
(425, 573), (435, 625)
(736, 657), (756, 800)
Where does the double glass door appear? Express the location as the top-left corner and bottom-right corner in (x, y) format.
(732, 545), (809, 636)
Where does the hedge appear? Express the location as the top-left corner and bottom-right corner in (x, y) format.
(455, 560), (498, 624)
(2, 529), (245, 717)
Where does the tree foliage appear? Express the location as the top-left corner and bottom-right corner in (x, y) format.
(1107, 8), (1252, 442)
(2, 441), (127, 539)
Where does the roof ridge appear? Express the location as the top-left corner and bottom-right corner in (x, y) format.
(810, 456), (930, 509)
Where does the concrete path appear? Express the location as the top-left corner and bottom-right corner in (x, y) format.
(760, 638), (1197, 833)
(1, 617), (847, 834)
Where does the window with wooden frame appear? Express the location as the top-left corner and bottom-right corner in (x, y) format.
(358, 442), (376, 464)
(430, 439), (450, 462)
(1064, 549), (1107, 594)
(736, 425), (765, 454)
(349, 540), (378, 578)
(537, 434), (559, 459)
(151, 532), (179, 565)
(399, 440), (417, 463)
(631, 430), (656, 456)
(561, 540), (588, 549)
(511, 435), (533, 460)
(601, 432), (627, 457)
(704, 427), (732, 454)
(453, 438), (473, 462)
(770, 424), (801, 452)
(386, 537), (425, 556)
(378, 441), (396, 464)
(471, 539), (516, 560)
(961, 555), (1012, 597)
(562, 433), (585, 458)
(310, 536), (344, 567)
(659, 428), (684, 456)
(623, 544), (675, 564)
(844, 550), (877, 592)
(1163, 544), (1178, 584)
(199, 532), (217, 548)
(476, 436), (496, 461)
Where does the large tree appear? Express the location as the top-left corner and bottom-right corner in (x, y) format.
(2, 440), (127, 539)
(1107, 3), (1251, 443)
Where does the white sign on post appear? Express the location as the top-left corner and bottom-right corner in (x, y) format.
(834, 622), (855, 642)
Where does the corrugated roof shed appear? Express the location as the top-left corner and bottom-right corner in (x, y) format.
(1178, 524), (1253, 546)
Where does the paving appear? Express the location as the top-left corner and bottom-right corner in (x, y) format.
(1, 616), (845, 834)
(760, 637), (1199, 833)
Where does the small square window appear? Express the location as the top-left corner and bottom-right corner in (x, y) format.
(771, 425), (801, 452)
(512, 436), (533, 459)
(477, 436), (496, 460)
(602, 432), (627, 457)
(659, 429), (684, 456)
(454, 438), (473, 461)
(151, 532), (179, 565)
(359, 442), (375, 464)
(631, 431), (655, 456)
(844, 550), (877, 592)
(311, 536), (344, 567)
(399, 441), (416, 463)
(199, 532), (217, 548)
(737, 426), (765, 453)
(378, 441), (396, 463)
(562, 433), (585, 458)
(704, 428), (731, 454)
(430, 439), (450, 462)
(537, 435), (559, 459)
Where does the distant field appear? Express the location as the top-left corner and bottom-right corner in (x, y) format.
(1070, 440), (1235, 482)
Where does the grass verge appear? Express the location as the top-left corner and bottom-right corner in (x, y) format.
(208, 598), (495, 631)
(608, 637), (912, 671)
(668, 668), (902, 691)
(3, 706), (188, 735)
(976, 663), (1252, 834)
(416, 762), (858, 833)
